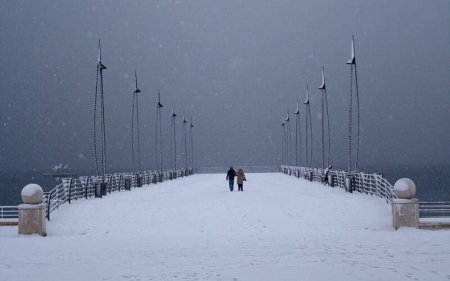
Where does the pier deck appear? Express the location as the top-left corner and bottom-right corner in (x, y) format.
(1, 173), (449, 281)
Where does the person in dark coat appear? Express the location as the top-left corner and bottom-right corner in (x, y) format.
(226, 166), (236, 191)
(323, 165), (332, 185)
(236, 168), (246, 191)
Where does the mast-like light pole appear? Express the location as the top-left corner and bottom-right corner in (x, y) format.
(154, 91), (164, 171)
(304, 85), (313, 167)
(93, 39), (107, 179)
(281, 120), (286, 166)
(294, 99), (301, 166)
(189, 117), (194, 170)
(285, 111), (290, 166)
(131, 71), (142, 173)
(318, 66), (331, 169)
(346, 35), (360, 172)
(170, 106), (177, 171)
(182, 114), (188, 170)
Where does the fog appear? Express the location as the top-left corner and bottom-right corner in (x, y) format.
(0, 0), (449, 174)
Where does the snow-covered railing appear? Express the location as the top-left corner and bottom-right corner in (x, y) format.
(419, 202), (450, 218)
(42, 168), (194, 221)
(0, 206), (19, 220)
(280, 165), (397, 203)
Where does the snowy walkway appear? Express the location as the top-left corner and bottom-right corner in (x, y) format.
(1, 173), (449, 281)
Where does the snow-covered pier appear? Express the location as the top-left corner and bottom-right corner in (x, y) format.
(1, 173), (449, 281)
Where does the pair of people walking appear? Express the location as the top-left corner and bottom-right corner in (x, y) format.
(226, 166), (246, 191)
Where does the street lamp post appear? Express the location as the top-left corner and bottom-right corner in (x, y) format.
(93, 40), (107, 180)
(294, 99), (301, 166)
(131, 71), (142, 173)
(170, 106), (177, 171)
(189, 117), (194, 170)
(182, 114), (188, 170)
(346, 35), (360, 172)
(304, 85), (313, 167)
(318, 66), (331, 170)
(155, 91), (164, 171)
(285, 111), (291, 166)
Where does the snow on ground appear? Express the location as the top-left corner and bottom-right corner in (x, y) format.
(1, 173), (449, 281)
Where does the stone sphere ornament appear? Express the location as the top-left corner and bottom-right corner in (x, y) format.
(21, 184), (44, 204)
(393, 178), (416, 199)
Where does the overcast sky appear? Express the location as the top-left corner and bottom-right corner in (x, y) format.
(0, 0), (449, 173)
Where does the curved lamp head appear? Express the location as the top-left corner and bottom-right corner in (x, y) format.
(304, 85), (310, 105)
(134, 71), (141, 94)
(318, 66), (326, 90)
(346, 35), (356, 65)
(97, 39), (107, 70)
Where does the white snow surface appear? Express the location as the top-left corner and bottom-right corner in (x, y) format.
(1, 173), (449, 281)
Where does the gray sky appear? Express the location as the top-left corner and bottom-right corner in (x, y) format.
(0, 0), (449, 173)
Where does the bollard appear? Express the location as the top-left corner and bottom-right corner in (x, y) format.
(308, 171), (313, 182)
(18, 184), (46, 236)
(95, 183), (102, 198)
(328, 174), (335, 187)
(124, 178), (131, 191)
(101, 182), (107, 196)
(345, 174), (353, 193)
(137, 175), (143, 187)
(392, 178), (419, 229)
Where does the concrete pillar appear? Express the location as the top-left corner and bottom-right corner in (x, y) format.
(392, 178), (419, 229)
(18, 204), (46, 236)
(392, 198), (419, 229)
(18, 184), (46, 236)
(124, 178), (131, 190)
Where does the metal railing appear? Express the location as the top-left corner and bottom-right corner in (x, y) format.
(419, 202), (450, 218)
(280, 165), (397, 203)
(0, 206), (19, 221)
(0, 168), (194, 221)
(42, 168), (194, 220)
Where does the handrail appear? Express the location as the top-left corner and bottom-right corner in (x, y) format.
(280, 165), (397, 203)
(0, 206), (19, 220)
(37, 168), (193, 220)
(419, 201), (450, 218)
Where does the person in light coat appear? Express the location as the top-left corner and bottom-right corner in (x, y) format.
(236, 168), (246, 191)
